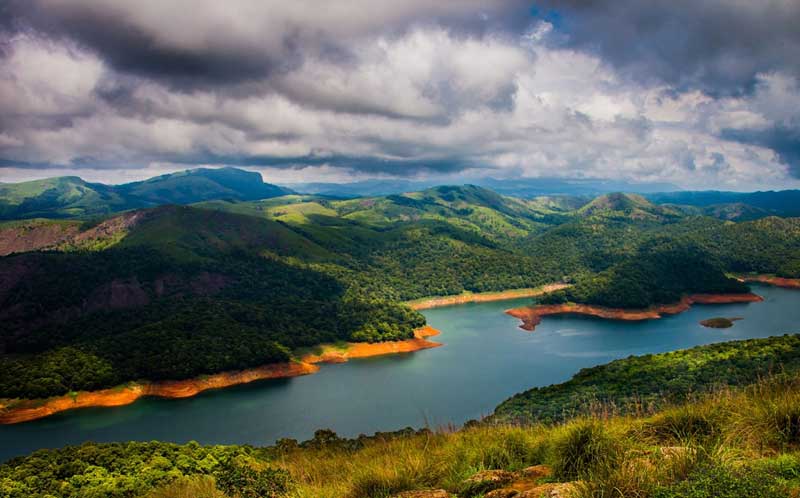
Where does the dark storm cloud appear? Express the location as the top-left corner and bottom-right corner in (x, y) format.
(2, 0), (531, 90)
(538, 0), (800, 95)
(2, 1), (292, 87)
(722, 125), (800, 176)
(1, 0), (799, 188)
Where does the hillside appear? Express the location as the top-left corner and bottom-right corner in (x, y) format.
(539, 238), (749, 309)
(0, 205), (423, 399)
(648, 190), (800, 220)
(0, 176), (127, 219)
(3, 185), (800, 403)
(0, 168), (291, 220)
(577, 192), (681, 221)
(492, 333), (800, 424)
(3, 335), (800, 498)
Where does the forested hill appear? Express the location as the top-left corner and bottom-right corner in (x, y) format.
(0, 168), (291, 220)
(2, 187), (800, 401)
(539, 238), (749, 309)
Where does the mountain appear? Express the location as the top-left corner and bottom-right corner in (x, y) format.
(0, 168), (292, 220)
(577, 192), (682, 220)
(0, 205), (424, 399)
(116, 167), (291, 205)
(289, 177), (680, 198)
(0, 176), (126, 219)
(647, 190), (800, 220)
(3, 185), (800, 404)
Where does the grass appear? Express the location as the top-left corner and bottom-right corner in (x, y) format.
(6, 374), (800, 498)
(262, 375), (800, 497)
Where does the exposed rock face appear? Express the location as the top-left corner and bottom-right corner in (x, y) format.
(462, 470), (516, 496)
(393, 490), (451, 498)
(0, 210), (146, 256)
(518, 465), (553, 480)
(485, 489), (520, 498)
(85, 278), (150, 312)
(0, 222), (79, 256)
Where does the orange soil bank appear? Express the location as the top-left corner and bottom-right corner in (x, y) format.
(739, 275), (800, 289)
(302, 326), (442, 364)
(506, 293), (764, 331)
(407, 284), (570, 310)
(0, 326), (441, 425)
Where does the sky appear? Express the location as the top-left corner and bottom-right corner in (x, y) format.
(0, 0), (799, 190)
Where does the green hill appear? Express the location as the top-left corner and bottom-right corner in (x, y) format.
(0, 176), (127, 219)
(0, 205), (422, 398)
(117, 167), (291, 206)
(3, 185), (800, 401)
(540, 237), (749, 308)
(577, 192), (681, 221)
(0, 168), (292, 221)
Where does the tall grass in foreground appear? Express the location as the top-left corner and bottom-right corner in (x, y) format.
(151, 375), (800, 498)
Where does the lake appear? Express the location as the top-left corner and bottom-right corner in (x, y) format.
(1, 283), (798, 462)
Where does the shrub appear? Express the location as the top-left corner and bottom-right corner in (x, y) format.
(652, 464), (785, 498)
(214, 460), (292, 498)
(640, 405), (725, 443)
(551, 420), (617, 480)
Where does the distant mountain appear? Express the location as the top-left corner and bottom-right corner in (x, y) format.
(647, 190), (800, 220)
(577, 192), (681, 220)
(0, 176), (127, 220)
(0, 168), (292, 220)
(116, 168), (290, 206)
(289, 177), (679, 198)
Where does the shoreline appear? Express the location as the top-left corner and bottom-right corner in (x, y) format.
(506, 293), (764, 332)
(406, 283), (570, 310)
(737, 274), (800, 289)
(0, 326), (442, 425)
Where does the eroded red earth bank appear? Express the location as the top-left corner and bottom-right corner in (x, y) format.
(506, 293), (764, 331)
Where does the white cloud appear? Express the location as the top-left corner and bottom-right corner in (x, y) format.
(1, 15), (799, 190)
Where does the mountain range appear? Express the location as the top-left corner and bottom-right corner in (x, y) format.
(0, 167), (292, 220)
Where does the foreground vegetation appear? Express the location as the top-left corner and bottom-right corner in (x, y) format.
(493, 334), (800, 425)
(4, 366), (800, 497)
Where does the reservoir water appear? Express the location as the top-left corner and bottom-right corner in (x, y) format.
(2, 283), (798, 462)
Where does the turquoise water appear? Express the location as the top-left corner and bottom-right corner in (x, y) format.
(1, 284), (798, 462)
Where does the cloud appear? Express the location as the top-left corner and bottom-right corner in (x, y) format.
(5, 0), (530, 88)
(0, 1), (799, 189)
(537, 0), (800, 95)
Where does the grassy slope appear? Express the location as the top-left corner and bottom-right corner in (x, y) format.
(4, 335), (800, 498)
(492, 334), (800, 424)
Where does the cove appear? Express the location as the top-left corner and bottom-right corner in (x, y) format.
(2, 283), (799, 462)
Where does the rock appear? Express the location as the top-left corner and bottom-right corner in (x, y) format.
(393, 490), (451, 498)
(462, 469), (516, 496)
(517, 464), (552, 480)
(518, 482), (577, 498)
(485, 489), (520, 498)
(518, 484), (556, 497)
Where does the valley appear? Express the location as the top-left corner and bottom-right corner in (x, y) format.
(3, 169), (800, 497)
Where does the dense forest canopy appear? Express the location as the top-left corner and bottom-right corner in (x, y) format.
(2, 185), (800, 401)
